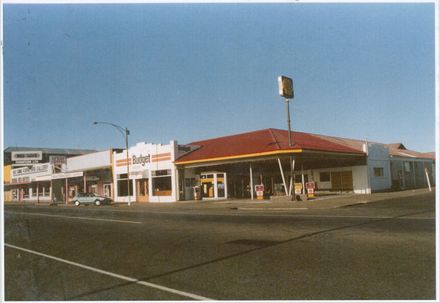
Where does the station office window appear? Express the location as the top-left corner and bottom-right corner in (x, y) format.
(152, 169), (172, 196)
(117, 173), (133, 196)
(320, 172), (330, 182)
(374, 167), (384, 177)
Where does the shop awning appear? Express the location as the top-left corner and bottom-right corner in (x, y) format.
(51, 172), (83, 180)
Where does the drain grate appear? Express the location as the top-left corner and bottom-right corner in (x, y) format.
(226, 239), (281, 247)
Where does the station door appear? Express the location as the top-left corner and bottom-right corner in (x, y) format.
(136, 178), (149, 202)
(331, 171), (353, 191)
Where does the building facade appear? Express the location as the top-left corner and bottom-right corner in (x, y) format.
(112, 141), (194, 203)
(175, 128), (435, 200)
(4, 147), (96, 169)
(4, 128), (435, 204)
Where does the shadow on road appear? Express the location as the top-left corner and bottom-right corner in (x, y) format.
(68, 209), (433, 300)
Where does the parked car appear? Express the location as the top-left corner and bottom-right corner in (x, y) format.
(72, 192), (112, 206)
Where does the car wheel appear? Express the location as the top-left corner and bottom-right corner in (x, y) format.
(95, 200), (101, 206)
(74, 201), (80, 206)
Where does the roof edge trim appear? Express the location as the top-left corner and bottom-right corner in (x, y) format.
(175, 149), (303, 165)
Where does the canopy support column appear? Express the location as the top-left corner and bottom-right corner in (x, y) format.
(277, 158), (288, 196)
(288, 158), (295, 196)
(84, 171), (87, 193)
(65, 178), (68, 205)
(250, 163), (254, 200)
(301, 164), (305, 195)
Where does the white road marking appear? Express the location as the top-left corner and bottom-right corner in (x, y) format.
(5, 243), (213, 301)
(4, 211), (142, 224)
(238, 207), (308, 211)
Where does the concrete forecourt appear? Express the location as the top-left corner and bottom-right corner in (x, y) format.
(4, 189), (435, 300)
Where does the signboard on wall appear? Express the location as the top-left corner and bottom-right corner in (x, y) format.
(52, 172), (83, 180)
(12, 151), (43, 162)
(12, 163), (52, 177)
(50, 155), (67, 165)
(11, 151), (43, 167)
(11, 177), (31, 184)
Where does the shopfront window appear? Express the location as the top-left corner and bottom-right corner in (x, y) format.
(39, 183), (49, 197)
(374, 167), (384, 177)
(23, 188), (29, 199)
(117, 173), (133, 197)
(320, 172), (330, 182)
(152, 170), (172, 196)
(31, 184), (37, 197)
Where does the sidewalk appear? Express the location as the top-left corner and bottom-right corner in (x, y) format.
(235, 188), (435, 210)
(113, 187), (435, 211)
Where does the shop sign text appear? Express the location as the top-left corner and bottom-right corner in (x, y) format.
(12, 164), (51, 177)
(12, 177), (30, 184)
(132, 154), (151, 166)
(12, 151), (43, 161)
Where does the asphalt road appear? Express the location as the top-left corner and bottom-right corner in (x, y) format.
(4, 193), (436, 300)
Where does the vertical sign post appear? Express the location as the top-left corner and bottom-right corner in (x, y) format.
(278, 75), (295, 198)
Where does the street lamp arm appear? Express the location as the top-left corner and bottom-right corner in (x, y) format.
(93, 121), (128, 138)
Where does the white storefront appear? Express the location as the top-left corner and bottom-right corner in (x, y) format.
(113, 141), (182, 203)
(10, 163), (53, 201)
(66, 150), (113, 199)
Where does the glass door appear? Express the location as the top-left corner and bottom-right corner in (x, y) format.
(136, 178), (149, 202)
(200, 172), (227, 199)
(216, 173), (226, 198)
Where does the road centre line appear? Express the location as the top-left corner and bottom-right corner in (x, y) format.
(5, 208), (434, 221)
(5, 243), (213, 301)
(4, 211), (142, 224)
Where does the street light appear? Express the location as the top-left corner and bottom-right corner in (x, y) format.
(93, 121), (132, 206)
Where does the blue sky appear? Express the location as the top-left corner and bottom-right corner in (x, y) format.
(3, 3), (436, 152)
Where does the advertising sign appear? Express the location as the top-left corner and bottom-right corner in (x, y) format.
(306, 182), (315, 189)
(255, 184), (264, 200)
(306, 182), (315, 198)
(50, 155), (67, 165)
(294, 183), (303, 195)
(52, 172), (83, 180)
(278, 76), (294, 99)
(12, 163), (52, 177)
(12, 151), (43, 161)
(11, 177), (31, 184)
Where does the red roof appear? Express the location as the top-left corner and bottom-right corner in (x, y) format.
(176, 128), (364, 164)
